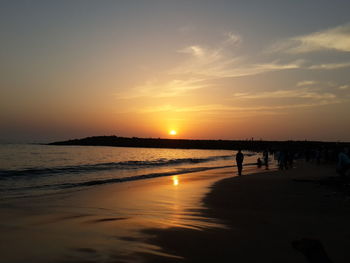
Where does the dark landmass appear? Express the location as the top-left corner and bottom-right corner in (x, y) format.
(48, 135), (349, 151)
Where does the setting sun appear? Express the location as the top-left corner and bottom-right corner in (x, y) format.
(169, 130), (177, 136)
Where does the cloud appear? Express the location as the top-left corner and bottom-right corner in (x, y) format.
(126, 33), (244, 98)
(296, 80), (317, 87)
(270, 23), (350, 54)
(125, 28), (347, 101)
(232, 88), (336, 100)
(178, 45), (206, 57)
(338, 84), (349, 90)
(308, 62), (350, 70)
(172, 47), (302, 79)
(138, 86), (342, 116)
(223, 32), (242, 46)
(253, 60), (303, 71)
(140, 99), (341, 117)
(172, 33), (302, 81)
(116, 77), (206, 99)
(144, 56), (303, 99)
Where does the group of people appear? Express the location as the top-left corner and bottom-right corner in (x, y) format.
(234, 147), (350, 177)
(302, 146), (350, 176)
(275, 150), (295, 170)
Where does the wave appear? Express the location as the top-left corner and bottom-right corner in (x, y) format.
(6, 162), (256, 193)
(0, 155), (233, 179)
(7, 165), (231, 191)
(1, 161), (260, 200)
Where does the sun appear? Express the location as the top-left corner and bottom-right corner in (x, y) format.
(169, 130), (177, 136)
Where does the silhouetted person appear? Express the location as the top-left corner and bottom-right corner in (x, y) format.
(337, 147), (350, 177)
(257, 157), (262, 167)
(235, 149), (244, 176)
(315, 148), (321, 165)
(288, 150), (294, 168)
(305, 149), (311, 162)
(323, 147), (330, 163)
(278, 150), (288, 170)
(263, 150), (269, 169)
(284, 150), (289, 169)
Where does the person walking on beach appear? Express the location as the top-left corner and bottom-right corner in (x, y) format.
(235, 149), (244, 176)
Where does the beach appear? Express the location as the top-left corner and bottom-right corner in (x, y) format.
(1, 147), (349, 262)
(0, 167), (235, 263)
(142, 162), (350, 263)
(0, 144), (239, 263)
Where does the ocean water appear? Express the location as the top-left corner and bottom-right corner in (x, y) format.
(0, 144), (258, 199)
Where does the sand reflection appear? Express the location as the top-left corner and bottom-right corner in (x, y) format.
(172, 175), (179, 186)
(0, 168), (232, 263)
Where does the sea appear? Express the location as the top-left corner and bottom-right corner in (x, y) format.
(0, 144), (260, 200)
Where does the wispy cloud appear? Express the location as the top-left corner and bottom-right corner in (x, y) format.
(128, 32), (306, 99)
(253, 60), (303, 71)
(116, 78), (206, 99)
(171, 58), (302, 79)
(338, 84), (349, 90)
(140, 99), (341, 117)
(296, 80), (317, 87)
(123, 26), (348, 102)
(139, 87), (342, 117)
(270, 23), (350, 54)
(223, 32), (242, 46)
(178, 45), (206, 57)
(308, 62), (350, 70)
(232, 88), (337, 100)
(172, 44), (302, 79)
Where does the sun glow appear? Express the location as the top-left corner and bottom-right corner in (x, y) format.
(169, 130), (177, 136)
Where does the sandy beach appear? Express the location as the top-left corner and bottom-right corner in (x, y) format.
(0, 164), (234, 263)
(141, 162), (350, 263)
(1, 161), (350, 263)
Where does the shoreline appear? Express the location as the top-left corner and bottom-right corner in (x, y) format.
(2, 160), (349, 262)
(141, 162), (350, 263)
(0, 164), (238, 263)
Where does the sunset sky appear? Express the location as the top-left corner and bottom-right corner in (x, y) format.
(1, 0), (350, 142)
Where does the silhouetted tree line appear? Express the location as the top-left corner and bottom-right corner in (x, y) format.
(49, 135), (349, 152)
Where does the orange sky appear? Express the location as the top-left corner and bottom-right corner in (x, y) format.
(1, 1), (350, 142)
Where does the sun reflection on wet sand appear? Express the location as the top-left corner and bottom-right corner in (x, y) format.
(172, 175), (179, 186)
(0, 168), (235, 262)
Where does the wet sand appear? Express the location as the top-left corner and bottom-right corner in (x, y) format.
(1, 162), (349, 262)
(0, 166), (238, 263)
(142, 162), (350, 263)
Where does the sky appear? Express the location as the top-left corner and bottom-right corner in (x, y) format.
(1, 0), (350, 142)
